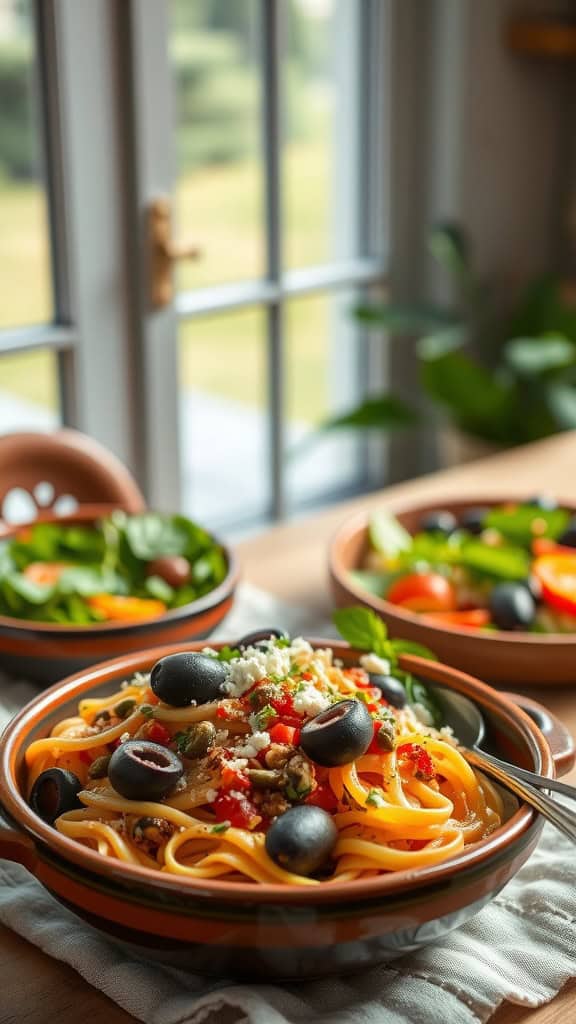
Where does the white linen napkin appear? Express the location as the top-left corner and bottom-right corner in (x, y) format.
(1, 582), (575, 1024)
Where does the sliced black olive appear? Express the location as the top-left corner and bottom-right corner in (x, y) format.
(300, 699), (373, 767)
(460, 507), (489, 536)
(368, 673), (407, 709)
(265, 805), (338, 876)
(150, 652), (227, 707)
(489, 582), (536, 631)
(419, 510), (457, 536)
(108, 740), (183, 800)
(527, 495), (558, 511)
(557, 517), (576, 548)
(237, 628), (288, 651)
(29, 768), (83, 825)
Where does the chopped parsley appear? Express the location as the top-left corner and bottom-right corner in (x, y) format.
(211, 821), (230, 834)
(255, 704), (276, 730)
(366, 788), (386, 808)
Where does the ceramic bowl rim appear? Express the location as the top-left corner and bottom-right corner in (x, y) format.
(329, 496), (576, 647)
(0, 505), (238, 634)
(0, 638), (552, 906)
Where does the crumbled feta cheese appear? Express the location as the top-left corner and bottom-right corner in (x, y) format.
(410, 701), (434, 727)
(224, 645), (292, 697)
(233, 731), (271, 759)
(119, 731), (130, 743)
(227, 757), (249, 771)
(360, 652), (391, 675)
(201, 647), (218, 657)
(293, 686), (331, 717)
(204, 788), (218, 803)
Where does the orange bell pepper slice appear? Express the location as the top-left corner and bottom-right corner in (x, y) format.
(87, 594), (167, 622)
(532, 537), (576, 557)
(23, 562), (69, 587)
(421, 608), (490, 629)
(533, 552), (576, 616)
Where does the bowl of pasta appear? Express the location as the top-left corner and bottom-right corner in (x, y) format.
(329, 495), (576, 685)
(0, 505), (238, 683)
(0, 627), (573, 979)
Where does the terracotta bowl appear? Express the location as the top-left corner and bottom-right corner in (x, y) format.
(0, 507), (238, 684)
(330, 497), (576, 686)
(0, 639), (573, 979)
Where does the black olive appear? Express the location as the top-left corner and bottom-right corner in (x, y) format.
(557, 517), (576, 548)
(419, 510), (457, 536)
(29, 768), (83, 825)
(265, 805), (338, 876)
(489, 582), (536, 631)
(368, 673), (407, 709)
(527, 495), (558, 511)
(460, 507), (489, 536)
(523, 575), (542, 603)
(300, 700), (373, 767)
(150, 652), (227, 707)
(108, 740), (183, 800)
(237, 628), (288, 651)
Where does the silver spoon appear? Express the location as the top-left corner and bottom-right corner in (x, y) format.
(429, 687), (576, 843)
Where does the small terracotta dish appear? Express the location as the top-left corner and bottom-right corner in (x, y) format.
(330, 498), (576, 685)
(0, 507), (238, 684)
(0, 639), (573, 979)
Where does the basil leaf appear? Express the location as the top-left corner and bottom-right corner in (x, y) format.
(390, 639), (437, 661)
(369, 512), (412, 559)
(333, 606), (388, 655)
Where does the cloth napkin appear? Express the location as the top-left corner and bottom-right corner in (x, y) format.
(1, 583), (575, 1024)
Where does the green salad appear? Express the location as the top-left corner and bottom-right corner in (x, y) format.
(0, 511), (228, 625)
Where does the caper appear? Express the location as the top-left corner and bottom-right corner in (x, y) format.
(375, 719), (395, 752)
(246, 768), (283, 790)
(114, 698), (137, 720)
(88, 754), (112, 779)
(176, 721), (216, 759)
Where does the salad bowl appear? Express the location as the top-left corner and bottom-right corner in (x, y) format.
(0, 638), (573, 979)
(330, 497), (576, 685)
(0, 506), (238, 684)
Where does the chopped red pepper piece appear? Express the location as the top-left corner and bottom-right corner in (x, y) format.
(213, 791), (261, 830)
(270, 692), (295, 717)
(397, 742), (434, 780)
(144, 720), (172, 746)
(269, 722), (300, 746)
(305, 783), (338, 812)
(344, 667), (371, 688)
(407, 838), (428, 851)
(221, 764), (251, 790)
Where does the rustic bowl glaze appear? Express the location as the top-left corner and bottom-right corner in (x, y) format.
(330, 497), (576, 686)
(0, 639), (573, 979)
(0, 508), (238, 684)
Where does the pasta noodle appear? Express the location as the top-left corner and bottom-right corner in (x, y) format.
(25, 637), (503, 886)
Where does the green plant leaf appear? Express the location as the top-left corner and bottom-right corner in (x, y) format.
(417, 326), (466, 360)
(353, 301), (457, 333)
(390, 639), (437, 661)
(333, 606), (388, 655)
(428, 221), (469, 278)
(504, 335), (576, 376)
(323, 395), (417, 432)
(368, 512), (412, 558)
(348, 569), (393, 597)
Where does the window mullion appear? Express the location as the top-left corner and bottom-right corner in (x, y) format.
(261, 0), (285, 521)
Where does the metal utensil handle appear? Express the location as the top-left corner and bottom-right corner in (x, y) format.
(465, 748), (576, 843)
(475, 748), (576, 802)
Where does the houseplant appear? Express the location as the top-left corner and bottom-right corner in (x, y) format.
(325, 223), (576, 463)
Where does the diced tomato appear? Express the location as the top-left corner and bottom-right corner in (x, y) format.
(221, 764), (251, 790)
(144, 720), (171, 746)
(305, 783), (338, 812)
(269, 722), (300, 746)
(213, 791), (261, 830)
(397, 742), (434, 779)
(270, 692), (295, 717)
(368, 720), (386, 753)
(386, 573), (457, 613)
(421, 608), (490, 629)
(344, 667), (371, 689)
(533, 552), (576, 616)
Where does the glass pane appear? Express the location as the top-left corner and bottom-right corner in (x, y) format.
(178, 309), (269, 530)
(0, 349), (60, 431)
(169, 0), (264, 291)
(285, 291), (365, 508)
(0, 1), (51, 327)
(283, 0), (359, 270)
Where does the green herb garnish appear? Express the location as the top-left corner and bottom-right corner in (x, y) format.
(211, 822), (230, 834)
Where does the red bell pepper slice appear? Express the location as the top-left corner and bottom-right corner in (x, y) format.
(533, 552), (576, 616)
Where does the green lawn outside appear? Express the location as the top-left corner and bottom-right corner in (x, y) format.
(0, 138), (340, 425)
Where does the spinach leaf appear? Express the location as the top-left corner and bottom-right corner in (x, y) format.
(484, 504), (569, 545)
(123, 514), (190, 561)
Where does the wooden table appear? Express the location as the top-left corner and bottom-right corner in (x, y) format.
(2, 432), (576, 1024)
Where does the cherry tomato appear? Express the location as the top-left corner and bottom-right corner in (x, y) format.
(386, 573), (457, 612)
(421, 608), (490, 628)
(533, 552), (576, 616)
(213, 791), (260, 830)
